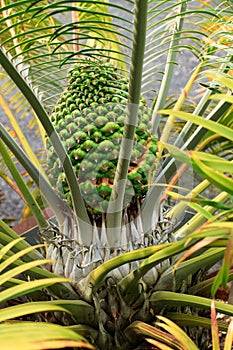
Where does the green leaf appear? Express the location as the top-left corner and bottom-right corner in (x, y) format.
(0, 303), (69, 323)
(85, 245), (163, 300)
(118, 239), (192, 305)
(154, 247), (224, 292)
(145, 339), (174, 350)
(0, 136), (48, 229)
(211, 232), (233, 296)
(0, 322), (93, 350)
(0, 259), (54, 287)
(125, 320), (180, 349)
(150, 291), (233, 317)
(211, 94), (233, 104)
(191, 152), (233, 173)
(0, 243), (46, 273)
(158, 110), (233, 142)
(106, 0), (148, 242)
(161, 142), (192, 165)
(0, 224), (78, 300)
(0, 93), (45, 176)
(0, 47), (91, 238)
(173, 238), (221, 274)
(166, 191), (231, 211)
(0, 277), (69, 304)
(156, 315), (199, 350)
(0, 237), (25, 260)
(167, 312), (228, 332)
(205, 72), (233, 90)
(192, 154), (233, 195)
(0, 299), (95, 325)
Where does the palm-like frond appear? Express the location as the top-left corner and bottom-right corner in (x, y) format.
(0, 0), (132, 110)
(1, 0), (71, 108)
(0, 0), (232, 269)
(1, 1), (233, 349)
(0, 0), (231, 245)
(0, 0), (223, 110)
(1, 0), (230, 229)
(0, 322), (93, 350)
(0, 234), (92, 349)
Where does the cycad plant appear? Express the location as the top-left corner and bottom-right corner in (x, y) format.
(0, 224), (94, 349)
(0, 0), (233, 349)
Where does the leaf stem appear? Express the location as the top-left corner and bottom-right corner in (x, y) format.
(0, 123), (68, 227)
(0, 47), (92, 239)
(106, 0), (148, 246)
(151, 0), (187, 135)
(0, 138), (48, 229)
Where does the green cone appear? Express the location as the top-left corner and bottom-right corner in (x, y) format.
(47, 61), (157, 215)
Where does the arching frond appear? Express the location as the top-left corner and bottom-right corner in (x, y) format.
(0, 0), (228, 111)
(0, 1), (133, 110)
